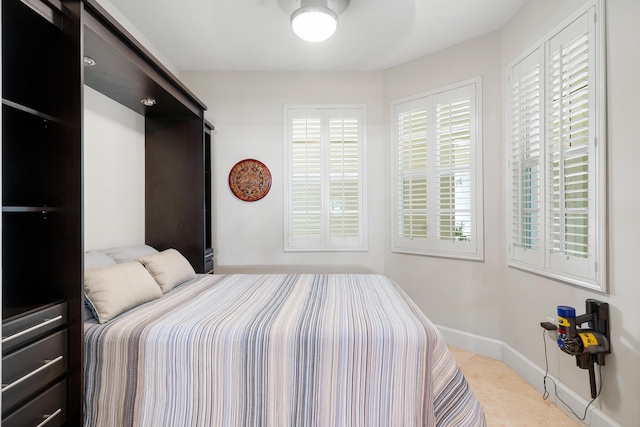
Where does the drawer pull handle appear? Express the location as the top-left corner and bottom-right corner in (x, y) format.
(1, 355), (63, 393)
(37, 408), (62, 427)
(1, 315), (63, 345)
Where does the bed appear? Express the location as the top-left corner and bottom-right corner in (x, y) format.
(82, 249), (486, 426)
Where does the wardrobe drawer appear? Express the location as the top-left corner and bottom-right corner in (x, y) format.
(2, 329), (67, 413)
(2, 302), (67, 354)
(3, 380), (66, 427)
(205, 248), (214, 273)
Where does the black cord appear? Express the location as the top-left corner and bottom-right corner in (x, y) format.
(542, 329), (603, 421)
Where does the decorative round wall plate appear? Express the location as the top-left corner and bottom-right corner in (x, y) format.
(228, 159), (272, 202)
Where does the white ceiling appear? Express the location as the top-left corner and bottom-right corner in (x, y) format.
(108, 0), (527, 72)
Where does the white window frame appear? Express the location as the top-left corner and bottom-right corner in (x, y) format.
(505, 0), (606, 291)
(284, 105), (368, 252)
(391, 78), (484, 260)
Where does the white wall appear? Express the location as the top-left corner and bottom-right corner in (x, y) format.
(380, 1), (639, 424)
(83, 0), (178, 252)
(179, 71), (386, 273)
(498, 1), (640, 425)
(381, 31), (504, 343)
(83, 86), (146, 250)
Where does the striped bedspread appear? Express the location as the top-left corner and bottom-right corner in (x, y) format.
(84, 274), (485, 426)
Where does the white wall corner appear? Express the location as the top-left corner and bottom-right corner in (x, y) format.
(435, 324), (622, 427)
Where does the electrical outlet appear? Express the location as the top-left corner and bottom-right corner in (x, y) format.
(547, 316), (556, 326)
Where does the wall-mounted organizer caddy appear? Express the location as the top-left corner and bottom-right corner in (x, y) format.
(556, 300), (610, 398)
(2, 0), (210, 424)
(541, 299), (611, 400)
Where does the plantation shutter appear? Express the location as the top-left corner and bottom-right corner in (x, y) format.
(397, 101), (428, 242)
(546, 10), (596, 279)
(435, 89), (472, 242)
(285, 107), (366, 251)
(505, 1), (605, 290)
(291, 114), (323, 245)
(328, 110), (364, 247)
(392, 79), (482, 260)
(508, 49), (543, 266)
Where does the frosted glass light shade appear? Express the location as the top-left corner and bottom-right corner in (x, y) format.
(291, 6), (338, 42)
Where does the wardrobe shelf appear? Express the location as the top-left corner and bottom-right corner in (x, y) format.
(2, 206), (61, 213)
(2, 98), (60, 123)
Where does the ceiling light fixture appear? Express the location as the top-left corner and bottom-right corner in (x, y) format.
(291, 0), (349, 43)
(83, 56), (96, 66)
(140, 98), (156, 107)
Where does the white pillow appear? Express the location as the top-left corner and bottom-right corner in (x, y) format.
(84, 251), (117, 270)
(99, 244), (159, 264)
(137, 249), (196, 293)
(84, 262), (162, 323)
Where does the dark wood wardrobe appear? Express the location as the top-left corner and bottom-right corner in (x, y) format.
(1, 0), (211, 424)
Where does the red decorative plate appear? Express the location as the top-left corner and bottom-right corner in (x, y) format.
(228, 159), (272, 202)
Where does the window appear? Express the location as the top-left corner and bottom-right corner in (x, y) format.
(506, 0), (606, 291)
(392, 79), (483, 260)
(284, 106), (367, 251)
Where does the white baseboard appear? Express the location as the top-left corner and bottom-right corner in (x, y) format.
(435, 324), (621, 427)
